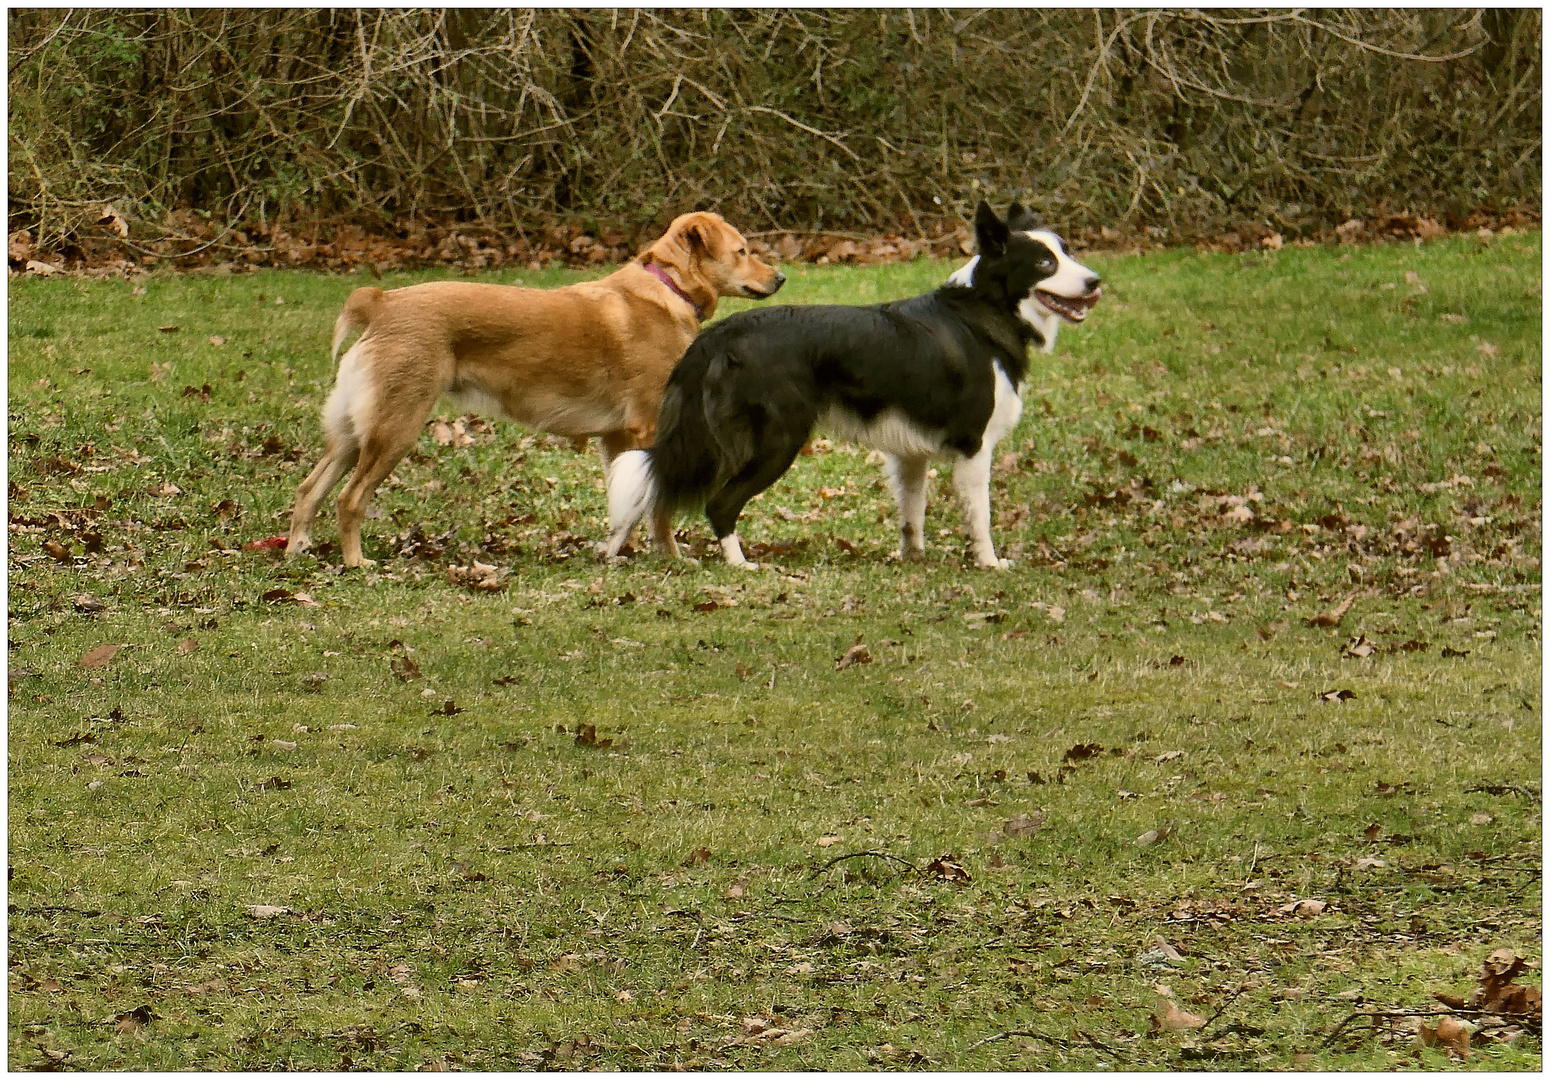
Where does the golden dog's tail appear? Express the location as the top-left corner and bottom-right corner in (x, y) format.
(331, 287), (385, 363)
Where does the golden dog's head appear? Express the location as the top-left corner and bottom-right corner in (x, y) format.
(642, 211), (784, 319)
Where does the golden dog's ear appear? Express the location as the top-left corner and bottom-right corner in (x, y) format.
(680, 220), (708, 256)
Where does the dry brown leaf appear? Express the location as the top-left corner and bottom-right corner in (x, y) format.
(1003, 811), (1045, 838)
(115, 1004), (156, 1034)
(245, 904), (290, 919)
(1418, 1016), (1471, 1059)
(78, 643), (122, 669)
(1279, 898), (1327, 918)
(97, 204), (130, 238)
(177, 638), (199, 655)
(836, 643), (871, 670)
(1475, 949), (1543, 1018)
(1307, 595), (1356, 628)
(926, 855), (971, 883)
(1154, 995), (1207, 1030)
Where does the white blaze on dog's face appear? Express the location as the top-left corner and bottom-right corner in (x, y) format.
(1013, 229), (1102, 353)
(951, 203), (1103, 354)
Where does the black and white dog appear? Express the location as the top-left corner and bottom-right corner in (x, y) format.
(603, 201), (1102, 569)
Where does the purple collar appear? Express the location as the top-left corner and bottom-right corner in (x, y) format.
(644, 262), (704, 320)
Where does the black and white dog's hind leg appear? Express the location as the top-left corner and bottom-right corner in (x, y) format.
(952, 362), (1025, 569)
(884, 453), (931, 559)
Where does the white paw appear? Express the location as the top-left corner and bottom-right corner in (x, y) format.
(345, 556), (378, 570)
(976, 556), (1013, 570)
(734, 560), (761, 571)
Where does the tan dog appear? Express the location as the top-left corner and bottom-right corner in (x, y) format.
(285, 212), (784, 567)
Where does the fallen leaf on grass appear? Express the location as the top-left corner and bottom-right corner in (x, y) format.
(1154, 750), (1185, 763)
(574, 724), (613, 749)
(836, 643), (871, 670)
(447, 561), (506, 592)
(1135, 824), (1173, 847)
(1470, 811), (1495, 826)
(43, 539), (72, 562)
(1441, 646), (1470, 658)
(1418, 1016), (1471, 1059)
(176, 638), (199, 655)
(1153, 995), (1206, 1031)
(115, 1004), (158, 1034)
(78, 644), (122, 669)
(1064, 742), (1103, 761)
(255, 776), (291, 792)
(682, 846), (711, 867)
(1307, 595), (1357, 628)
(732, 1019), (813, 1046)
(1363, 822), (1382, 841)
(430, 700), (462, 716)
(1139, 935), (1187, 967)
(926, 855), (972, 883)
(816, 835), (843, 847)
(1003, 811), (1045, 838)
(1444, 948), (1546, 1019)
(245, 904), (291, 919)
(390, 655), (422, 681)
(1278, 898), (1327, 918)
(1342, 635), (1376, 658)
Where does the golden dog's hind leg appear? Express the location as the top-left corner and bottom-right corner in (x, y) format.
(335, 426), (423, 570)
(286, 437), (359, 557)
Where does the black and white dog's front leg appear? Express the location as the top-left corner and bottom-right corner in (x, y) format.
(954, 362), (1024, 570)
(952, 450), (1007, 568)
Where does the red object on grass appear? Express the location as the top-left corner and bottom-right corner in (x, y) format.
(245, 535), (289, 552)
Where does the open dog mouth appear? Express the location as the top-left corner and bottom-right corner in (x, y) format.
(1036, 287), (1101, 323)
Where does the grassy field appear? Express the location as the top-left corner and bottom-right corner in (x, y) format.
(8, 231), (1542, 1070)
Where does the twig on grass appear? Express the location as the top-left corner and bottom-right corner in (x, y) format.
(809, 850), (922, 880)
(963, 1028), (1074, 1054)
(1198, 985), (1247, 1035)
(1321, 1007), (1509, 1048)
(1465, 782), (1541, 802)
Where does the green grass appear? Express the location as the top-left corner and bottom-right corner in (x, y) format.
(8, 234), (1542, 1070)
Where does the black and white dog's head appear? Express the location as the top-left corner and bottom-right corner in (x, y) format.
(947, 201), (1102, 353)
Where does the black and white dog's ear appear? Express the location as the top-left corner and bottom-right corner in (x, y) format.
(1006, 202), (1043, 233)
(974, 201), (1010, 258)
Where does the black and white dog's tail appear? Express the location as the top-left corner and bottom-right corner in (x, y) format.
(602, 355), (730, 557)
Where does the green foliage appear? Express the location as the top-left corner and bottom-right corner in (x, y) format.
(7, 237), (1542, 1068)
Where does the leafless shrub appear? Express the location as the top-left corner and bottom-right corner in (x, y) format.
(7, 9), (1539, 252)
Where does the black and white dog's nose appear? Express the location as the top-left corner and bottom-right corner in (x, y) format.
(1084, 274), (1102, 292)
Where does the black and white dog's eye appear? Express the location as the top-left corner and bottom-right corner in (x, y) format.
(1039, 259), (1054, 270)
